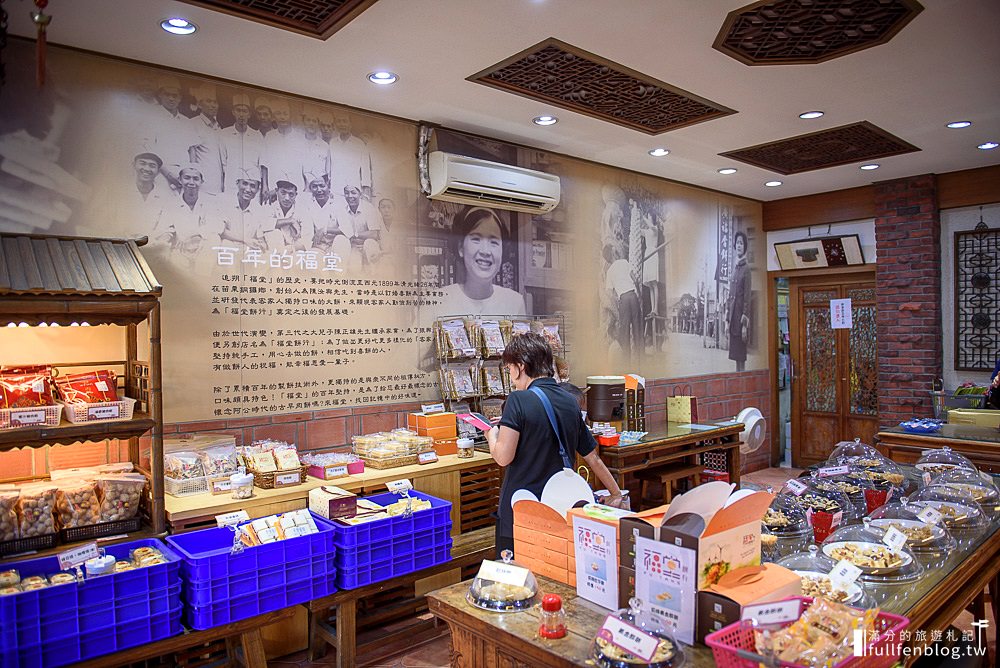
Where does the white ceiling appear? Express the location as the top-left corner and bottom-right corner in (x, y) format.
(8, 0), (1000, 202)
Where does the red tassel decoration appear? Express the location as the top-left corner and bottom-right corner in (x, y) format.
(31, 0), (50, 86)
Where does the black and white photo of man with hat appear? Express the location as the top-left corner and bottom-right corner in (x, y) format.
(188, 84), (224, 194)
(221, 94), (264, 193)
(220, 166), (265, 250)
(262, 172), (306, 252)
(169, 163), (221, 265)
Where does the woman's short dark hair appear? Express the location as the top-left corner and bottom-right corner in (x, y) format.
(501, 332), (554, 379)
(734, 231), (748, 250)
(451, 207), (508, 256)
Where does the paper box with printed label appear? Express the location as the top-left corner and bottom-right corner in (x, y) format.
(513, 500), (575, 586)
(308, 485), (357, 520)
(696, 563), (801, 641)
(569, 503), (633, 610)
(513, 499), (572, 541)
(618, 565), (636, 608)
(619, 505), (670, 569)
(407, 412), (457, 430)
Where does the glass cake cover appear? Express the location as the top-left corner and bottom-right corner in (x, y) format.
(907, 482), (990, 534)
(763, 492), (810, 535)
(926, 468), (999, 510)
(827, 438), (889, 469)
(466, 550), (540, 612)
(776, 545), (866, 606)
(820, 519), (924, 583)
(783, 473), (859, 522)
(914, 447), (976, 476)
(591, 597), (685, 668)
(866, 498), (957, 553)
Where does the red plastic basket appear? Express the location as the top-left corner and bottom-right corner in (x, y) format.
(704, 596), (909, 668)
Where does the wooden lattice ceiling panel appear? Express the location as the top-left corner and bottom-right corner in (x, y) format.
(719, 121), (919, 174)
(714, 0), (924, 65)
(179, 0), (379, 39)
(468, 38), (736, 135)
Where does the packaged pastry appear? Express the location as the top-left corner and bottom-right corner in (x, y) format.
(480, 320), (505, 356)
(54, 369), (119, 404)
(0, 586), (20, 596)
(96, 462), (134, 475)
(0, 368), (55, 408)
(0, 490), (20, 541)
(0, 569), (19, 587)
(113, 561), (134, 573)
(248, 451), (278, 473)
(482, 362), (506, 395)
(165, 451), (206, 480)
(444, 362), (476, 397)
(54, 478), (101, 528)
(442, 319), (474, 356)
(131, 546), (161, 561)
(17, 484), (57, 537)
(199, 444), (239, 476)
(273, 449), (302, 471)
(50, 466), (100, 481)
(96, 474), (145, 522)
(49, 572), (76, 585)
(21, 575), (48, 588)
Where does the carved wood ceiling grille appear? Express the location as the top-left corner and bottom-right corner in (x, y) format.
(714, 0), (924, 65)
(468, 38), (736, 135)
(719, 121), (919, 175)
(178, 0), (378, 39)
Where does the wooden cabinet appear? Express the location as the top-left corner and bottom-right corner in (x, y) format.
(0, 233), (165, 550)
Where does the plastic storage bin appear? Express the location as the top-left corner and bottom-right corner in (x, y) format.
(165, 511), (338, 630)
(332, 491), (452, 589)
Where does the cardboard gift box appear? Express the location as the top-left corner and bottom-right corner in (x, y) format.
(513, 500), (575, 587)
(308, 485), (358, 520)
(568, 503), (633, 611)
(407, 411), (457, 431)
(947, 408), (1000, 428)
(697, 563), (802, 641)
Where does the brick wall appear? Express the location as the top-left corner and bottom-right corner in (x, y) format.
(874, 174), (942, 426)
(0, 370), (773, 478)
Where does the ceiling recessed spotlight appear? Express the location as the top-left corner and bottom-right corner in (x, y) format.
(799, 111), (824, 120)
(765, 180), (783, 187)
(946, 121), (972, 129)
(860, 163), (880, 170)
(532, 115), (558, 126)
(367, 71), (398, 85)
(978, 141), (999, 150)
(160, 17), (197, 35)
(718, 168), (738, 175)
(648, 148), (670, 157)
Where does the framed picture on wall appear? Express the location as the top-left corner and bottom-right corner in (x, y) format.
(774, 234), (865, 270)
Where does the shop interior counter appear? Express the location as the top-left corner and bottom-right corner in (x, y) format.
(877, 424), (1000, 473)
(165, 451), (495, 532)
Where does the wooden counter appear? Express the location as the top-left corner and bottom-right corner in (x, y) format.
(876, 424), (1000, 473)
(165, 451), (496, 532)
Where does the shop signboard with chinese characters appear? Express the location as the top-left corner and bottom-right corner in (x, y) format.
(634, 535), (696, 643)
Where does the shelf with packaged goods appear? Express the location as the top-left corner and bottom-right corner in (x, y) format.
(0, 413), (156, 451)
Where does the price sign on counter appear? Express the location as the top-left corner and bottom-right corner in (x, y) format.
(11, 409), (46, 426)
(87, 405), (121, 420)
(818, 465), (849, 478)
(421, 402), (445, 415)
(596, 614), (659, 663)
(742, 599), (801, 625)
(386, 479), (413, 493)
(58, 542), (99, 570)
(830, 560), (863, 587)
(917, 506), (943, 525)
(210, 478), (232, 495)
(417, 452), (438, 464)
(274, 472), (301, 488)
(785, 479), (808, 496)
(882, 526), (908, 553)
(476, 559), (529, 588)
(215, 510), (250, 527)
(324, 466), (348, 479)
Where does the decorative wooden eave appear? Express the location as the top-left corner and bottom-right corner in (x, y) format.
(0, 233), (162, 326)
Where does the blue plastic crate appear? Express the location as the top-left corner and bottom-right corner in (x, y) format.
(78, 582), (181, 632)
(336, 535), (452, 590)
(330, 491), (452, 549)
(181, 553), (333, 607)
(184, 571), (336, 630)
(165, 511), (336, 582)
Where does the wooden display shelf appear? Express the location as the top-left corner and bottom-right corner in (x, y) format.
(0, 413), (155, 450)
(165, 451), (496, 531)
(0, 526), (164, 564)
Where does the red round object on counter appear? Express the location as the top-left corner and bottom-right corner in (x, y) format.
(541, 594), (562, 612)
(597, 434), (620, 446)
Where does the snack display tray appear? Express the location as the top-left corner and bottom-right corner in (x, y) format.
(307, 460), (365, 479)
(705, 596), (909, 668)
(329, 491), (452, 549)
(0, 404), (62, 431)
(165, 474), (210, 497)
(0, 531), (57, 558)
(58, 516), (142, 543)
(61, 397), (137, 424)
(247, 463), (309, 489)
(358, 453), (420, 469)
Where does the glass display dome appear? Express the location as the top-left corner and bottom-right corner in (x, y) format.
(591, 597), (685, 668)
(821, 519), (924, 584)
(789, 472), (860, 521)
(467, 550), (540, 612)
(915, 447), (976, 476)
(908, 483), (990, 535)
(762, 494), (812, 560)
(777, 545), (865, 606)
(827, 438), (889, 469)
(867, 498), (957, 554)
(929, 468), (999, 511)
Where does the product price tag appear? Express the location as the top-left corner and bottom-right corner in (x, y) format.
(917, 506), (943, 525)
(11, 409), (46, 426)
(922, 472), (932, 486)
(274, 472), (300, 487)
(95, 381), (109, 392)
(818, 465), (849, 478)
(417, 452), (438, 464)
(741, 599), (801, 625)
(284, 525), (311, 539)
(882, 526), (908, 553)
(596, 614), (659, 663)
(210, 478), (232, 495)
(215, 510), (250, 527)
(462, 347), (476, 357)
(324, 466), (348, 479)
(58, 542), (99, 571)
(829, 560), (863, 587)
(87, 405), (121, 420)
(476, 559), (530, 588)
(386, 479), (413, 493)
(421, 402), (445, 415)
(785, 479), (808, 496)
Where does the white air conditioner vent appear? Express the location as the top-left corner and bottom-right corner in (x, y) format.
(427, 151), (560, 213)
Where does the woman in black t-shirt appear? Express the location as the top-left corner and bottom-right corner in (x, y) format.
(485, 332), (624, 555)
